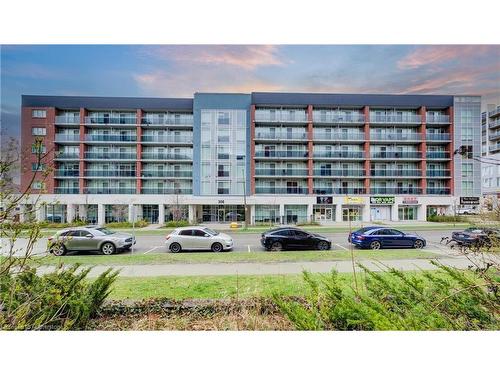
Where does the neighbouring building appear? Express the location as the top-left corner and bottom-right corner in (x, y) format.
(481, 103), (500, 208)
(19, 93), (483, 225)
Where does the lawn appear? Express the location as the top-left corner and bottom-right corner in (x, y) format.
(26, 248), (440, 266)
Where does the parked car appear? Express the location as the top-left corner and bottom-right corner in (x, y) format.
(348, 226), (426, 250)
(451, 227), (500, 246)
(165, 226), (233, 253)
(260, 227), (331, 251)
(48, 226), (135, 256)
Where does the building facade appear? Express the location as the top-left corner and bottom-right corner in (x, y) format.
(481, 103), (500, 207)
(20, 93), (482, 225)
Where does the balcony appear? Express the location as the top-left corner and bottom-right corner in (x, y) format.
(370, 187), (422, 194)
(426, 151), (450, 159)
(489, 119), (500, 130)
(141, 135), (193, 143)
(55, 115), (80, 125)
(427, 170), (451, 177)
(254, 132), (307, 141)
(255, 187), (309, 194)
(55, 134), (80, 142)
(489, 131), (500, 141)
(54, 170), (79, 177)
(426, 187), (451, 195)
(255, 168), (308, 177)
(313, 151), (365, 159)
(141, 115), (193, 126)
(254, 111), (308, 123)
(488, 107), (500, 118)
(54, 187), (79, 194)
(312, 113), (365, 124)
(426, 114), (450, 124)
(313, 169), (365, 177)
(85, 170), (136, 177)
(84, 188), (137, 194)
(490, 144), (500, 153)
(141, 152), (192, 160)
(370, 169), (422, 177)
(85, 134), (137, 142)
(141, 188), (192, 194)
(85, 115), (137, 125)
(370, 114), (421, 124)
(255, 150), (308, 158)
(84, 152), (137, 160)
(55, 152), (80, 160)
(141, 170), (192, 178)
(370, 133), (421, 141)
(426, 133), (451, 141)
(370, 151), (422, 159)
(313, 187), (366, 195)
(313, 132), (365, 141)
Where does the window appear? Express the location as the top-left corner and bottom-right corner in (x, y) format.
(32, 181), (45, 190)
(32, 127), (46, 136)
(31, 163), (45, 171)
(398, 206), (417, 220)
(461, 181), (473, 194)
(31, 144), (46, 154)
(193, 230), (207, 237)
(218, 112), (230, 125)
(32, 109), (47, 118)
(461, 128), (473, 142)
(461, 163), (473, 178)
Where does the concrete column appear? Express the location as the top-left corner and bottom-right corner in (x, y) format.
(19, 205), (27, 223)
(97, 204), (105, 225)
(279, 204), (285, 224)
(135, 205), (143, 221)
(128, 204), (135, 222)
(249, 205), (256, 225)
(418, 204), (427, 221)
(158, 204), (165, 225)
(188, 204), (196, 224)
(335, 204), (342, 222)
(391, 204), (399, 222)
(36, 204), (45, 222)
(362, 202), (371, 222)
(306, 203), (314, 223)
(67, 204), (76, 223)
(78, 204), (88, 221)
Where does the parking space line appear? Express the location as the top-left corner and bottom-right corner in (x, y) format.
(144, 246), (161, 254)
(247, 245), (251, 253)
(335, 243), (349, 251)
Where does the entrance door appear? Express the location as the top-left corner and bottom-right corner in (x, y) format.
(217, 209), (225, 222)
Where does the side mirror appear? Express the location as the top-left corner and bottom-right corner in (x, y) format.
(85, 234), (93, 238)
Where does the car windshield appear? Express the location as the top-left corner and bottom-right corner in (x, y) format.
(203, 228), (219, 236)
(355, 227), (379, 234)
(94, 227), (115, 235)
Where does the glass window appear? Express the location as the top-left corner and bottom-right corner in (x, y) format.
(193, 230), (207, 237)
(32, 109), (47, 118)
(31, 163), (45, 171)
(32, 181), (45, 190)
(32, 127), (46, 135)
(179, 230), (192, 236)
(461, 163), (473, 178)
(218, 112), (230, 125)
(32, 144), (46, 154)
(398, 206), (417, 220)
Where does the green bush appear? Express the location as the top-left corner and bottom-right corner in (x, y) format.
(296, 221), (320, 227)
(0, 264), (118, 330)
(163, 220), (190, 228)
(106, 220), (149, 228)
(427, 215), (466, 222)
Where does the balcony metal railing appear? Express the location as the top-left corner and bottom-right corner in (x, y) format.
(141, 135), (193, 143)
(313, 132), (365, 141)
(85, 115), (137, 125)
(313, 187), (366, 195)
(370, 169), (422, 177)
(255, 168), (308, 176)
(426, 151), (450, 159)
(426, 133), (451, 141)
(55, 134), (80, 142)
(426, 170), (451, 177)
(489, 119), (500, 129)
(370, 151), (422, 159)
(54, 187), (80, 194)
(313, 169), (365, 177)
(141, 115), (193, 126)
(254, 132), (307, 140)
(141, 188), (192, 194)
(489, 131), (500, 141)
(370, 187), (423, 194)
(55, 115), (80, 125)
(55, 153), (80, 159)
(489, 144), (500, 153)
(313, 151), (365, 159)
(426, 187), (451, 195)
(84, 188), (137, 194)
(141, 153), (192, 160)
(85, 170), (136, 177)
(370, 133), (421, 141)
(426, 114), (450, 124)
(85, 134), (137, 142)
(255, 187), (309, 194)
(54, 170), (79, 177)
(312, 113), (365, 124)
(254, 111), (308, 123)
(141, 170), (192, 178)
(254, 150), (308, 158)
(84, 152), (137, 160)
(488, 107), (500, 118)
(370, 114), (422, 124)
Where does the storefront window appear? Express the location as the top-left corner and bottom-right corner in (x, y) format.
(313, 205), (335, 222)
(398, 206), (417, 221)
(342, 207), (361, 222)
(255, 205), (280, 224)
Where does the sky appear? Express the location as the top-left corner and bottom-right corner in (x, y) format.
(1, 44), (499, 145)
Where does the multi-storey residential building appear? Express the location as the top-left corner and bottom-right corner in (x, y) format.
(481, 103), (500, 206)
(20, 93), (482, 225)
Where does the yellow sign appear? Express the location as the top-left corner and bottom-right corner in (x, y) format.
(343, 196), (365, 204)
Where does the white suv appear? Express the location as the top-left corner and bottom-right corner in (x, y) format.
(165, 226), (234, 253)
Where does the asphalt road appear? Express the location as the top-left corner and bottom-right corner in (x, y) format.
(2, 229), (456, 257)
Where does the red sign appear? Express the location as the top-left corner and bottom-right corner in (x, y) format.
(402, 197), (418, 204)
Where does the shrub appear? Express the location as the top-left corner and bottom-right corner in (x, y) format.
(163, 220), (190, 228)
(106, 220), (149, 228)
(427, 215), (467, 223)
(296, 221), (320, 227)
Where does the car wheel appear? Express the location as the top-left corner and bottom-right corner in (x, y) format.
(170, 242), (182, 253)
(51, 244), (66, 256)
(369, 241), (381, 250)
(413, 239), (424, 249)
(101, 242), (116, 255)
(270, 241), (283, 251)
(317, 241), (329, 250)
(211, 242), (223, 252)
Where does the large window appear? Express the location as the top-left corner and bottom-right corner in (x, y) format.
(398, 206), (417, 220)
(461, 163), (473, 178)
(461, 181), (473, 195)
(32, 109), (47, 118)
(32, 127), (46, 136)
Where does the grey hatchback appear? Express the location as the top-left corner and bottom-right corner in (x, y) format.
(48, 226), (135, 256)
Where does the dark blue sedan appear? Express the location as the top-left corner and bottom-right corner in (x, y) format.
(348, 226), (426, 250)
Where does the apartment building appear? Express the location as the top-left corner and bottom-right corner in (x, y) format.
(20, 93), (482, 225)
(481, 103), (500, 206)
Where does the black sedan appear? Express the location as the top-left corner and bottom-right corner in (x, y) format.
(261, 227), (331, 251)
(451, 227), (500, 246)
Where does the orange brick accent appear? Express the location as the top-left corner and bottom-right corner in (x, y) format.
(79, 108), (86, 194)
(363, 106), (370, 194)
(307, 105), (314, 194)
(136, 109), (143, 193)
(250, 105), (256, 195)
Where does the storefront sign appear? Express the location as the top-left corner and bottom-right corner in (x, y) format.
(460, 196), (479, 205)
(317, 196), (333, 204)
(370, 196), (395, 205)
(402, 197), (419, 205)
(344, 196), (365, 205)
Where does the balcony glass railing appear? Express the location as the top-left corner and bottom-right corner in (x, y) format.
(141, 115), (193, 125)
(255, 168), (308, 176)
(370, 115), (421, 124)
(141, 170), (192, 178)
(426, 187), (451, 195)
(312, 113), (365, 123)
(55, 134), (80, 142)
(255, 150), (308, 158)
(370, 133), (421, 141)
(489, 119), (500, 129)
(54, 170), (79, 177)
(85, 135), (137, 142)
(85, 115), (137, 125)
(426, 152), (450, 159)
(488, 108), (500, 117)
(370, 187), (422, 194)
(370, 151), (422, 159)
(141, 188), (192, 194)
(55, 115), (80, 124)
(427, 170), (451, 177)
(141, 153), (192, 160)
(84, 188), (137, 194)
(55, 153), (80, 159)
(84, 152), (137, 160)
(426, 133), (451, 141)
(55, 187), (79, 194)
(313, 151), (365, 158)
(255, 111), (308, 123)
(313, 132), (365, 141)
(254, 132), (307, 140)
(85, 170), (136, 177)
(489, 131), (500, 141)
(313, 169), (365, 177)
(141, 135), (193, 143)
(370, 170), (422, 177)
(426, 114), (450, 124)
(255, 187), (309, 194)
(313, 187), (366, 194)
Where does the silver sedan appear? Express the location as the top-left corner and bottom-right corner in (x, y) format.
(165, 226), (234, 253)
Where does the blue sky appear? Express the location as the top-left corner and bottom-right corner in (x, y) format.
(2, 45), (499, 143)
